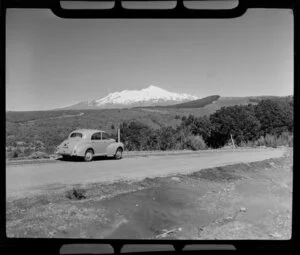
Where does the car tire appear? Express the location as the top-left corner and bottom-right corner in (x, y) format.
(114, 148), (123, 160)
(62, 155), (69, 161)
(84, 149), (94, 162)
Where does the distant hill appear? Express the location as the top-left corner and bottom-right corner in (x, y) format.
(137, 95), (292, 111)
(134, 95), (220, 109)
(155, 95), (220, 109)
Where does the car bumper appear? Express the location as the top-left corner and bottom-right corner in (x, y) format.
(56, 148), (72, 156)
(56, 149), (81, 157)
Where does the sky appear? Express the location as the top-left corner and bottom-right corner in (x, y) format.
(6, 8), (293, 111)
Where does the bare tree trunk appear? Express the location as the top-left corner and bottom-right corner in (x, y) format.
(230, 134), (236, 148)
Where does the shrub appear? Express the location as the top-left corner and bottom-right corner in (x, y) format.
(65, 187), (86, 200)
(12, 151), (19, 158)
(6, 151), (13, 159)
(30, 151), (49, 159)
(11, 148), (23, 158)
(276, 132), (293, 147)
(238, 140), (255, 148)
(288, 133), (293, 147)
(185, 135), (207, 150)
(251, 132), (293, 148)
(180, 115), (212, 142)
(159, 127), (177, 150)
(264, 134), (277, 148)
(174, 142), (183, 150)
(256, 136), (266, 146)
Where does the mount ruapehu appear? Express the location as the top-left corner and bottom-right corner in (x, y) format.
(57, 85), (199, 110)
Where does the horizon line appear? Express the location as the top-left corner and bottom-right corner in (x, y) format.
(5, 94), (293, 112)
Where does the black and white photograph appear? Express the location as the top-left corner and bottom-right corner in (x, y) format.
(5, 1), (293, 240)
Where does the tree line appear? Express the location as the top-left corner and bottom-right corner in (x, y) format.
(6, 97), (293, 158)
(120, 98), (293, 151)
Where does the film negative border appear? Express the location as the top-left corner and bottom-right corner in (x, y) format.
(1, 0), (299, 254)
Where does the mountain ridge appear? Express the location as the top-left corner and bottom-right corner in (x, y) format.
(58, 85), (198, 110)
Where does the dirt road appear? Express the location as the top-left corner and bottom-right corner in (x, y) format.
(6, 148), (285, 197)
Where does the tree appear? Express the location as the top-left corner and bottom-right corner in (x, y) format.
(254, 99), (293, 136)
(179, 115), (212, 142)
(120, 121), (153, 150)
(159, 126), (177, 150)
(208, 105), (261, 148)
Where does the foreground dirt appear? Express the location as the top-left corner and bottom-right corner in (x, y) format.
(6, 148), (292, 239)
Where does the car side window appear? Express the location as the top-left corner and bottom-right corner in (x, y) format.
(70, 132), (82, 138)
(101, 132), (110, 140)
(91, 132), (101, 140)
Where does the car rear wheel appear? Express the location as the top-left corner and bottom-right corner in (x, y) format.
(84, 149), (94, 162)
(62, 155), (69, 161)
(114, 148), (123, 159)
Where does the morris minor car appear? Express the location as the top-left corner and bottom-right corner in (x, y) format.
(56, 129), (124, 161)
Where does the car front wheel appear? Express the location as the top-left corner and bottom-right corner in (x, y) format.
(84, 149), (94, 162)
(114, 148), (123, 159)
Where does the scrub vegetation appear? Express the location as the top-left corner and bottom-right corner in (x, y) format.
(6, 96), (293, 159)
(121, 97), (293, 150)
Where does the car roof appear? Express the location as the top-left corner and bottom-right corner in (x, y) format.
(70, 129), (106, 136)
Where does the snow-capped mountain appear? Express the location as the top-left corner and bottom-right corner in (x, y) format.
(60, 85), (198, 110)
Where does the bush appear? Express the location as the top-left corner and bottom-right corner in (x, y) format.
(254, 132), (293, 148)
(288, 133), (293, 147)
(30, 151), (49, 159)
(12, 151), (19, 158)
(185, 135), (207, 150)
(11, 148), (23, 158)
(263, 134), (276, 147)
(159, 127), (177, 150)
(65, 187), (86, 200)
(6, 151), (13, 159)
(256, 136), (266, 146)
(275, 132), (293, 147)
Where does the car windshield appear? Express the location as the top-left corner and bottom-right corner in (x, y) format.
(69, 132), (83, 138)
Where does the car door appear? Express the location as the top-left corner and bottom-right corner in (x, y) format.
(100, 132), (114, 154)
(91, 132), (102, 155)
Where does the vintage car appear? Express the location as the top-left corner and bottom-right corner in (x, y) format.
(55, 129), (124, 161)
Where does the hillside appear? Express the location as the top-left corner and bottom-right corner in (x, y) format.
(137, 95), (220, 109)
(6, 95), (292, 158)
(6, 108), (182, 154)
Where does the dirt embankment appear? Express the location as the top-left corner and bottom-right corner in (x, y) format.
(6, 148), (292, 239)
